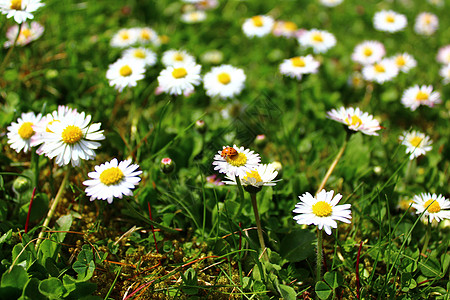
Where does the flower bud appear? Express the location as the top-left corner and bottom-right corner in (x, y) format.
(160, 158), (175, 174)
(13, 177), (30, 194)
(254, 134), (267, 148)
(195, 120), (207, 134)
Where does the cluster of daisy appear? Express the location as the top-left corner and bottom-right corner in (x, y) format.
(110, 27), (161, 48)
(156, 49), (246, 99)
(212, 145), (278, 192)
(180, 0), (218, 24)
(351, 40), (416, 84)
(7, 106), (105, 167)
(242, 14), (336, 54)
(6, 106), (143, 204)
(0, 0), (45, 49)
(437, 45), (450, 84)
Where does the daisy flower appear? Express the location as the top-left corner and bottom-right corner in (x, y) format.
(157, 62), (202, 95)
(392, 53), (417, 73)
(414, 12), (438, 36)
(212, 145), (261, 178)
(362, 58), (398, 84)
(401, 85), (441, 111)
(7, 112), (42, 153)
(319, 0), (344, 7)
(327, 107), (381, 136)
(134, 27), (160, 46)
(293, 189), (352, 235)
(223, 163), (278, 190)
(437, 45), (450, 65)
(272, 20), (299, 38)
(4, 21), (43, 48)
(30, 105), (78, 153)
(351, 41), (385, 65)
(106, 58), (146, 92)
(181, 10), (206, 23)
(161, 49), (196, 66)
(83, 158), (142, 204)
(412, 193), (450, 223)
(0, 0), (44, 24)
(38, 111), (105, 167)
(122, 47), (157, 67)
(242, 15), (275, 38)
(373, 10), (407, 33)
(110, 28), (138, 48)
(298, 29), (336, 54)
(439, 64), (450, 84)
(195, 0), (218, 10)
(347, 72), (364, 89)
(399, 131), (432, 160)
(203, 64), (246, 99)
(279, 55), (320, 80)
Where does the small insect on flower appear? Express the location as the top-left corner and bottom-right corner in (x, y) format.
(221, 146), (238, 158)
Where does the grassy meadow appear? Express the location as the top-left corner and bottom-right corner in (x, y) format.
(0, 0), (449, 299)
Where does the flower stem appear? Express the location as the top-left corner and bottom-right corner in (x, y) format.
(316, 132), (350, 195)
(35, 168), (70, 249)
(316, 228), (323, 283)
(421, 219), (432, 255)
(0, 23), (23, 75)
(250, 192), (268, 261)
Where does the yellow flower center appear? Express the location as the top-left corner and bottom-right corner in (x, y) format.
(10, 0), (21, 10)
(226, 153), (247, 167)
(385, 15), (395, 23)
(251, 16), (264, 27)
(374, 63), (385, 73)
(424, 199), (441, 213)
(217, 72), (231, 84)
(119, 65), (132, 77)
(409, 136), (423, 148)
(291, 57), (306, 67)
(396, 56), (406, 66)
(416, 91), (429, 101)
(172, 67), (187, 79)
(173, 53), (184, 61)
(345, 115), (362, 126)
(18, 122), (34, 139)
(283, 21), (297, 31)
(133, 49), (146, 59)
(312, 33), (324, 42)
(363, 47), (373, 57)
(46, 120), (60, 133)
(312, 201), (333, 217)
(61, 125), (83, 144)
(21, 28), (31, 38)
(99, 167), (124, 186)
(243, 170), (262, 183)
(424, 15), (432, 25)
(120, 31), (129, 40)
(140, 30), (150, 40)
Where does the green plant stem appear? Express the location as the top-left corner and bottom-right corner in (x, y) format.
(316, 228), (323, 284)
(35, 168), (70, 249)
(316, 132), (350, 195)
(32, 151), (39, 191)
(235, 175), (245, 211)
(360, 83), (374, 109)
(0, 23), (22, 75)
(250, 193), (268, 261)
(421, 219), (432, 255)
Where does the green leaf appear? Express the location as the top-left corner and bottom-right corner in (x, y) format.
(55, 214), (73, 243)
(420, 257), (441, 277)
(39, 278), (65, 299)
(324, 271), (343, 289)
(20, 278), (46, 300)
(315, 281), (332, 300)
(278, 284), (297, 300)
(1, 265), (29, 289)
(280, 229), (315, 262)
(0, 229), (12, 245)
(400, 272), (417, 292)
